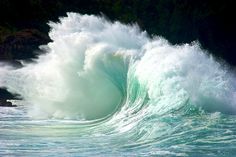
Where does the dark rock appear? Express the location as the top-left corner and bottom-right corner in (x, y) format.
(0, 99), (17, 107)
(0, 88), (21, 100)
(0, 29), (51, 61)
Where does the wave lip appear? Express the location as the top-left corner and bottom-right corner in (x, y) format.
(133, 40), (236, 115)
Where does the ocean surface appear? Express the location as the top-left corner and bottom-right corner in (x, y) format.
(1, 13), (236, 156)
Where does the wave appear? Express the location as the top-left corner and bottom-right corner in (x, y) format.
(1, 13), (236, 121)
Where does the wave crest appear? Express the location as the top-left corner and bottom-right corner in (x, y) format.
(1, 13), (236, 120)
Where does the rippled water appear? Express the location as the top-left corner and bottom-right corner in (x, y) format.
(0, 100), (236, 156)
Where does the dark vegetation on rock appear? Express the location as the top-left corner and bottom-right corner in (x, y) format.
(0, 0), (235, 99)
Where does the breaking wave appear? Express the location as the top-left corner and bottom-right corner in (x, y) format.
(1, 13), (236, 121)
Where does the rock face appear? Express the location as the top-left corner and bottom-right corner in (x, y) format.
(0, 99), (17, 107)
(0, 29), (50, 60)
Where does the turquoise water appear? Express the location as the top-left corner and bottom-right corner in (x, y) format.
(1, 101), (236, 156)
(1, 13), (236, 156)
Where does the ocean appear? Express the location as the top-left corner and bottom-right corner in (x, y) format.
(0, 13), (236, 156)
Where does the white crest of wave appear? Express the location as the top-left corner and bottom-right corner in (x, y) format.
(1, 13), (236, 120)
(1, 13), (148, 120)
(134, 40), (236, 114)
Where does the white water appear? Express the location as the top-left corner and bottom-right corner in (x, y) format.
(1, 13), (236, 120)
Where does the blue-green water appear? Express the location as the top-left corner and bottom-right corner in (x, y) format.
(1, 13), (236, 156)
(1, 101), (236, 156)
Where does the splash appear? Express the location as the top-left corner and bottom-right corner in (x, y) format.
(1, 13), (236, 120)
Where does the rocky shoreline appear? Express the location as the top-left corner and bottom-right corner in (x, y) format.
(0, 28), (50, 100)
(0, 99), (17, 107)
